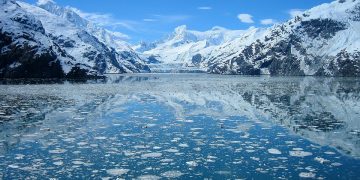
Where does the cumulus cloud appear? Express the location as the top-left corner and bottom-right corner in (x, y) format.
(237, 14), (254, 23)
(288, 9), (304, 18)
(198, 6), (212, 10)
(260, 19), (277, 25)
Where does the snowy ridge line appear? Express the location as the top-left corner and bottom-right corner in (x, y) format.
(135, 0), (360, 76)
(0, 0), (149, 78)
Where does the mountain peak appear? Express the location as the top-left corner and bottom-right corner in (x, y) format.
(174, 25), (187, 34)
(173, 25), (188, 38)
(37, 1), (88, 28)
(169, 25), (197, 43)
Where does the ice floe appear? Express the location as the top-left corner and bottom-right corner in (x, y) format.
(106, 168), (130, 176)
(289, 151), (313, 157)
(141, 152), (162, 158)
(268, 148), (282, 155)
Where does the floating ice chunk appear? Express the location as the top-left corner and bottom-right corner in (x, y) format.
(299, 172), (316, 178)
(314, 157), (330, 164)
(137, 175), (161, 180)
(285, 141), (295, 144)
(53, 161), (64, 166)
(186, 161), (198, 167)
(161, 171), (184, 178)
(134, 145), (148, 149)
(324, 151), (336, 155)
(331, 162), (343, 167)
(255, 168), (268, 174)
(141, 152), (162, 158)
(123, 151), (136, 156)
(63, 138), (76, 142)
(8, 164), (19, 169)
(160, 159), (173, 163)
(289, 151), (313, 157)
(207, 155), (217, 159)
(94, 136), (107, 140)
(106, 168), (130, 176)
(268, 148), (282, 155)
(246, 150), (255, 153)
(164, 148), (179, 153)
(179, 143), (189, 148)
(215, 171), (231, 175)
(72, 161), (84, 165)
(153, 146), (162, 150)
(15, 154), (25, 160)
(49, 149), (67, 154)
(77, 142), (88, 146)
(147, 124), (157, 127)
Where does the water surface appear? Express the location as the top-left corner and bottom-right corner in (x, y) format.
(0, 74), (359, 179)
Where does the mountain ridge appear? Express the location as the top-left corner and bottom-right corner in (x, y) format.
(1, 0), (360, 78)
(136, 0), (360, 76)
(0, 0), (149, 78)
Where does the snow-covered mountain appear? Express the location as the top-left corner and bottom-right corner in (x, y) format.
(134, 25), (247, 72)
(0, 0), (149, 78)
(2, 0), (360, 77)
(137, 0), (360, 76)
(207, 0), (360, 76)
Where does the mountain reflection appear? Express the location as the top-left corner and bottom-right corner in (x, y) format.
(0, 75), (359, 158)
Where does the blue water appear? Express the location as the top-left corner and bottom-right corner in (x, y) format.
(0, 74), (359, 179)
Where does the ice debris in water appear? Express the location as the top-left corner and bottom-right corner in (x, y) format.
(268, 148), (282, 155)
(178, 143), (189, 148)
(314, 157), (330, 164)
(141, 152), (162, 158)
(49, 149), (67, 154)
(53, 161), (64, 166)
(289, 150), (313, 157)
(137, 175), (161, 180)
(161, 171), (184, 178)
(331, 162), (343, 166)
(94, 136), (107, 140)
(186, 161), (198, 167)
(106, 168), (130, 176)
(299, 172), (316, 178)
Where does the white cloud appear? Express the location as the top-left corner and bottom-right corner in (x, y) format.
(106, 30), (130, 40)
(288, 9), (304, 18)
(237, 14), (254, 24)
(143, 18), (158, 22)
(70, 7), (138, 31)
(198, 6), (212, 10)
(260, 19), (276, 25)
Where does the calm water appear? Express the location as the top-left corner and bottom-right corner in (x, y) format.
(0, 74), (359, 179)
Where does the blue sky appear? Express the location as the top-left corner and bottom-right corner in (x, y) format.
(25, 0), (333, 43)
